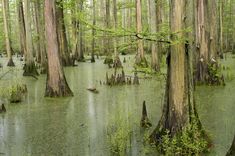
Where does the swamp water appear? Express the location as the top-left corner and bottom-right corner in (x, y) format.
(0, 55), (234, 156)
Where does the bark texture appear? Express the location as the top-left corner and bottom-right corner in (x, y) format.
(56, 0), (73, 66)
(18, 0), (26, 56)
(45, 0), (73, 97)
(2, 0), (15, 66)
(195, 0), (221, 85)
(23, 0), (39, 76)
(151, 0), (203, 142)
(135, 0), (148, 67)
(149, 0), (160, 71)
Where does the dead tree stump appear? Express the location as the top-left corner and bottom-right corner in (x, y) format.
(0, 104), (6, 113)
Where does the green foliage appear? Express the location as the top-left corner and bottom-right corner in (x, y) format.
(0, 83), (27, 103)
(134, 57), (149, 69)
(107, 115), (132, 156)
(157, 123), (209, 156)
(207, 63), (225, 85)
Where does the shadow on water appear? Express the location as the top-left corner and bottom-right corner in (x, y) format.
(0, 55), (234, 155)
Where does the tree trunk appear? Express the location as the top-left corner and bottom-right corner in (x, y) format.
(156, 0), (164, 61)
(135, 0), (147, 67)
(33, 1), (40, 63)
(227, 135), (235, 156)
(113, 0), (118, 57)
(18, 0), (26, 56)
(113, 0), (122, 68)
(44, 0), (73, 97)
(78, 0), (85, 61)
(35, 0), (47, 74)
(195, 0), (222, 85)
(71, 0), (79, 61)
(208, 0), (217, 59)
(219, 0), (224, 57)
(150, 0), (206, 148)
(23, 0), (39, 76)
(149, 0), (160, 72)
(105, 0), (111, 55)
(2, 0), (15, 66)
(103, 0), (113, 64)
(56, 0), (73, 66)
(91, 0), (96, 63)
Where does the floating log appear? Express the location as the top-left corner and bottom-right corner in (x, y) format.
(87, 87), (99, 94)
(140, 101), (152, 128)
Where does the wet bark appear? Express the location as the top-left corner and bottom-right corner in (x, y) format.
(45, 0), (73, 97)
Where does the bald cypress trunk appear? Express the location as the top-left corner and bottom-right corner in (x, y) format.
(105, 0), (111, 55)
(71, 0), (79, 60)
(44, 0), (73, 97)
(152, 0), (191, 135)
(23, 0), (39, 76)
(2, 0), (15, 66)
(219, 0), (224, 57)
(18, 0), (26, 56)
(195, 0), (209, 83)
(91, 0), (96, 63)
(56, 0), (73, 66)
(149, 0), (160, 72)
(195, 0), (222, 85)
(113, 0), (122, 68)
(227, 135), (235, 156)
(208, 0), (217, 59)
(78, 1), (85, 61)
(135, 0), (148, 67)
(151, 1), (208, 153)
(103, 0), (113, 64)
